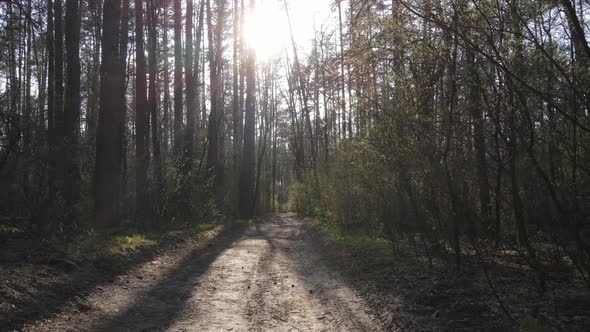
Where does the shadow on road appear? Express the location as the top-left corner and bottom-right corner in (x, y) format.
(3, 222), (246, 331)
(85, 223), (247, 332)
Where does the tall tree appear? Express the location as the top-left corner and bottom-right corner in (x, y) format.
(63, 0), (81, 227)
(54, 0), (64, 153)
(148, 0), (163, 204)
(337, 0), (346, 140)
(238, 0), (255, 218)
(285, 1), (316, 166)
(162, 0), (171, 157)
(185, 0), (195, 164)
(117, 0), (130, 204)
(232, 0), (243, 213)
(95, 0), (123, 229)
(46, 0), (55, 170)
(135, 0), (149, 227)
(206, 0), (227, 205)
(173, 0), (183, 156)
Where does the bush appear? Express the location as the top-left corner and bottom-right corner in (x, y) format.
(288, 140), (388, 236)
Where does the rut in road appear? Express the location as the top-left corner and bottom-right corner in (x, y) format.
(25, 214), (381, 331)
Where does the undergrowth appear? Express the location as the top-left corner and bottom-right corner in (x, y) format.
(65, 222), (222, 263)
(313, 219), (393, 257)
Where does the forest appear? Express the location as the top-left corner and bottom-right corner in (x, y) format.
(1, 0), (590, 330)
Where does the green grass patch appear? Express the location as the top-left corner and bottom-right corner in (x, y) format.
(313, 219), (393, 256)
(105, 234), (157, 256)
(0, 225), (24, 235)
(189, 223), (221, 240)
(70, 233), (158, 261)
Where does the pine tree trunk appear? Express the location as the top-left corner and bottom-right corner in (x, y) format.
(173, 0), (183, 157)
(162, 0), (171, 158)
(184, 0), (196, 166)
(238, 0), (256, 218)
(148, 0), (163, 216)
(135, 0), (149, 228)
(206, 0), (227, 205)
(54, 0), (64, 193)
(95, 0), (123, 229)
(232, 0), (243, 214)
(63, 0), (81, 228)
(117, 0), (130, 219)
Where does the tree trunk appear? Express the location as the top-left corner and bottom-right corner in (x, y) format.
(337, 0), (346, 140)
(54, 0), (64, 198)
(206, 0), (227, 205)
(467, 49), (491, 233)
(135, 0), (149, 228)
(232, 0), (243, 214)
(148, 0), (163, 218)
(238, 0), (256, 218)
(117, 0), (130, 219)
(95, 0), (123, 229)
(173, 0), (183, 157)
(184, 0), (195, 165)
(46, 0), (55, 169)
(63, 0), (82, 228)
(162, 0), (171, 158)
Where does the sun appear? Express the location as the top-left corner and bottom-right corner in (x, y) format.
(243, 1), (288, 61)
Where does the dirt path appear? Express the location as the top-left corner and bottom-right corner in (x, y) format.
(22, 214), (381, 332)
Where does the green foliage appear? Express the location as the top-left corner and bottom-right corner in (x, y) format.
(314, 219), (392, 255)
(289, 140), (388, 236)
(287, 179), (319, 216)
(159, 162), (221, 225)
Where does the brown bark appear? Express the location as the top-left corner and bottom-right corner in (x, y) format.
(173, 0), (183, 157)
(63, 0), (82, 227)
(135, 0), (149, 227)
(238, 0), (256, 218)
(95, 0), (123, 229)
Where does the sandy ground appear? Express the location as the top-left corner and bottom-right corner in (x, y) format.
(21, 214), (380, 332)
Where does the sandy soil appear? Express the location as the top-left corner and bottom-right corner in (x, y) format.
(20, 214), (380, 332)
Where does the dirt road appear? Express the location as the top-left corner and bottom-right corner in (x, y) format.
(24, 214), (381, 331)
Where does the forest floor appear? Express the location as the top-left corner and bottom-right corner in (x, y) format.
(2, 213), (590, 331)
(3, 214), (380, 331)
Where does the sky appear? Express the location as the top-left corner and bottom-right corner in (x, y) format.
(245, 0), (334, 59)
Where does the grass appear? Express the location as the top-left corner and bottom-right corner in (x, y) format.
(69, 233), (157, 262)
(313, 219), (393, 257)
(67, 222), (223, 263)
(189, 223), (221, 240)
(0, 225), (25, 240)
(105, 234), (157, 256)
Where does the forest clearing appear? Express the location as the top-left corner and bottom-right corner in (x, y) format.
(2, 0), (590, 330)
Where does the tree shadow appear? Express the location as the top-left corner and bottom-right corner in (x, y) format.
(3, 222), (246, 331)
(276, 214), (512, 331)
(260, 215), (378, 330)
(84, 223), (247, 331)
